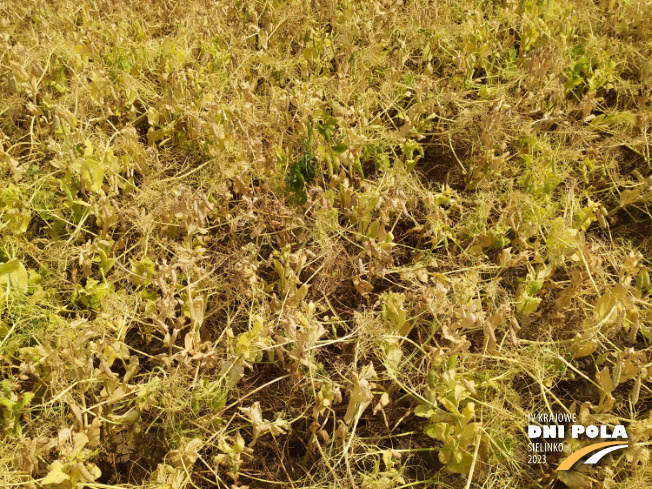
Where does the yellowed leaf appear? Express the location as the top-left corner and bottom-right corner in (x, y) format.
(42, 460), (70, 486)
(597, 367), (615, 394)
(594, 292), (616, 321)
(570, 335), (597, 359)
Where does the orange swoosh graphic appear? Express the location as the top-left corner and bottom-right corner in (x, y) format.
(556, 441), (625, 471)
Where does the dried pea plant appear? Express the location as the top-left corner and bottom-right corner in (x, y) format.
(1, 0), (652, 488)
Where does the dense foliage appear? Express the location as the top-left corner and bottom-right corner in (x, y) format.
(1, 0), (652, 487)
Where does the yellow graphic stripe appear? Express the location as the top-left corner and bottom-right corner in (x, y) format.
(556, 441), (625, 471)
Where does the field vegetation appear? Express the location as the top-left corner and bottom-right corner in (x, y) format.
(1, 0), (652, 487)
